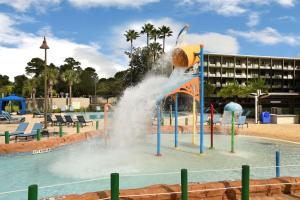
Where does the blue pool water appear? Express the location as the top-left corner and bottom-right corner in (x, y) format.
(1, 134), (300, 199)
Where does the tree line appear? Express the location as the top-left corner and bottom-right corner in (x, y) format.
(0, 23), (174, 103)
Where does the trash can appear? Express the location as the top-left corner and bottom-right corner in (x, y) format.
(261, 112), (271, 124)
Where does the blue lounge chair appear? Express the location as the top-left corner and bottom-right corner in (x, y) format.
(0, 123), (29, 138)
(237, 116), (248, 128)
(0, 111), (25, 123)
(15, 123), (43, 142)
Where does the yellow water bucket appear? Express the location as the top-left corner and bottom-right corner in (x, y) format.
(172, 45), (202, 67)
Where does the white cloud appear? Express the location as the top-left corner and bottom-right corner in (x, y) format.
(0, 0), (61, 12)
(0, 0), (158, 11)
(178, 0), (296, 16)
(278, 15), (297, 22)
(277, 0), (295, 7)
(247, 12), (260, 27)
(0, 12), (121, 81)
(228, 27), (300, 46)
(68, 0), (159, 8)
(183, 33), (239, 54)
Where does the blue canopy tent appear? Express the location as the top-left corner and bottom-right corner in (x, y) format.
(0, 95), (26, 115)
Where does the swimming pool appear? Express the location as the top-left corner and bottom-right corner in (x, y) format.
(1, 134), (300, 200)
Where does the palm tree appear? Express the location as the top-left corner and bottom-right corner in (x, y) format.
(141, 23), (154, 47)
(124, 29), (140, 56)
(23, 78), (38, 111)
(149, 42), (163, 63)
(150, 28), (160, 43)
(158, 25), (173, 53)
(61, 70), (80, 107)
(0, 85), (13, 96)
(47, 68), (59, 111)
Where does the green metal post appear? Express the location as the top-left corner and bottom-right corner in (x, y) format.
(181, 169), (188, 200)
(59, 124), (63, 137)
(242, 165), (250, 200)
(111, 173), (119, 200)
(231, 111), (235, 153)
(96, 121), (99, 130)
(185, 117), (188, 126)
(28, 184), (38, 200)
(76, 122), (80, 133)
(37, 129), (41, 141)
(5, 131), (9, 144)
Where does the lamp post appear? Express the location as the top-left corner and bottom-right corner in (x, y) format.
(40, 37), (49, 129)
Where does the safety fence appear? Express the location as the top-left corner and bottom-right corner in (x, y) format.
(1, 151), (300, 200)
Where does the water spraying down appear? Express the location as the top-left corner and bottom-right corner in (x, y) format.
(50, 67), (190, 179)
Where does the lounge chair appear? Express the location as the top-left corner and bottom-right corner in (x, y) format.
(64, 115), (76, 127)
(0, 122), (29, 139)
(237, 116), (248, 128)
(15, 123), (43, 142)
(33, 108), (44, 118)
(76, 115), (93, 127)
(55, 115), (67, 126)
(46, 114), (56, 126)
(0, 111), (25, 123)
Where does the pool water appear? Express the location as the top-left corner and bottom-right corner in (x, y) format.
(1, 134), (300, 200)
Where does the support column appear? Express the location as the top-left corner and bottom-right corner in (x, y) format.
(199, 45), (205, 153)
(156, 104), (161, 156)
(192, 95), (196, 145)
(175, 93), (179, 148)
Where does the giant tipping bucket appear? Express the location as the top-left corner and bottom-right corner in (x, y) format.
(172, 45), (202, 67)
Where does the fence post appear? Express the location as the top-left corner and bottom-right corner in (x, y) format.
(76, 122), (80, 133)
(5, 131), (9, 144)
(96, 121), (99, 130)
(59, 124), (63, 137)
(276, 151), (280, 177)
(28, 184), (38, 200)
(111, 173), (119, 200)
(181, 169), (188, 200)
(185, 117), (188, 126)
(242, 165), (250, 200)
(36, 129), (41, 141)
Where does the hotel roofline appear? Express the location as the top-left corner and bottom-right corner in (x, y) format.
(205, 53), (300, 60)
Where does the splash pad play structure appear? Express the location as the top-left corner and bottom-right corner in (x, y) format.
(155, 44), (237, 156)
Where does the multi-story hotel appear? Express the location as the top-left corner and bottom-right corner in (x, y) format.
(204, 53), (300, 93)
(182, 53), (300, 115)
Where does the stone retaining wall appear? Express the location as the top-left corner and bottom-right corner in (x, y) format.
(55, 176), (300, 200)
(0, 130), (103, 154)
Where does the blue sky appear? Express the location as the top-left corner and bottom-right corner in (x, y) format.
(0, 0), (299, 80)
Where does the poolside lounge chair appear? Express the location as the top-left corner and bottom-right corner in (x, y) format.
(76, 115), (93, 127)
(236, 116), (248, 128)
(15, 123), (43, 142)
(55, 115), (67, 126)
(46, 114), (56, 126)
(64, 115), (76, 127)
(0, 111), (25, 123)
(0, 122), (29, 139)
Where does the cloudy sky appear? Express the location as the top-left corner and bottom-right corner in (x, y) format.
(0, 0), (299, 80)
